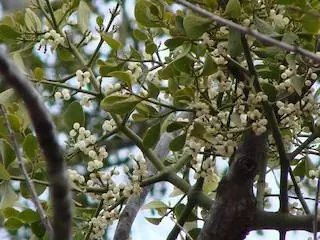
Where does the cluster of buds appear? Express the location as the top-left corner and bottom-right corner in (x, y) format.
(89, 209), (119, 240)
(39, 29), (64, 52)
(102, 119), (117, 133)
(76, 70), (91, 87)
(69, 123), (108, 172)
(54, 89), (71, 101)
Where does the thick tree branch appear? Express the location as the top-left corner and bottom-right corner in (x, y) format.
(253, 211), (320, 232)
(0, 52), (72, 240)
(241, 35), (290, 215)
(198, 131), (268, 240)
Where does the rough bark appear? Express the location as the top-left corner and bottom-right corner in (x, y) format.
(198, 131), (268, 240)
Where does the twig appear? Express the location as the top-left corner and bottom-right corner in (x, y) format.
(288, 167), (311, 214)
(87, 3), (121, 67)
(288, 130), (320, 161)
(0, 105), (53, 235)
(314, 179), (320, 240)
(175, 0), (320, 64)
(167, 178), (204, 240)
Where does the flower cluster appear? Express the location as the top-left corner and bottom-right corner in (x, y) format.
(125, 154), (149, 195)
(39, 29), (64, 52)
(76, 70), (91, 87)
(68, 169), (85, 184)
(54, 89), (71, 100)
(127, 62), (142, 81)
(270, 9), (289, 29)
(69, 123), (108, 172)
(79, 95), (92, 107)
(104, 82), (122, 95)
(201, 33), (214, 47)
(89, 208), (119, 239)
(102, 119), (117, 133)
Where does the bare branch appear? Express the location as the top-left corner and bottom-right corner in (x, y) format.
(0, 52), (72, 240)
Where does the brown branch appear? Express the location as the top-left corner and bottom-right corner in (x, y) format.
(253, 211), (320, 232)
(0, 52), (72, 240)
(198, 131), (268, 240)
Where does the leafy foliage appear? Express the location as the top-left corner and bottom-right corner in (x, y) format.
(0, 0), (319, 239)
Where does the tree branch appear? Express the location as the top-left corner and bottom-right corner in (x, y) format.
(175, 0), (320, 64)
(0, 52), (72, 240)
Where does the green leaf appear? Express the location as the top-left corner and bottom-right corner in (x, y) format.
(108, 71), (132, 87)
(158, 63), (180, 79)
(0, 182), (18, 209)
(135, 0), (164, 27)
(4, 217), (24, 230)
(174, 203), (197, 222)
(31, 220), (46, 238)
(21, 176), (47, 198)
(135, 103), (159, 117)
(143, 122), (161, 148)
(224, 0), (241, 19)
(0, 140), (15, 167)
(202, 53), (217, 76)
(164, 37), (187, 50)
(101, 95), (140, 115)
(96, 16), (104, 27)
(101, 33), (123, 50)
(290, 75), (304, 96)
(228, 29), (243, 58)
(147, 81), (160, 99)
(63, 101), (85, 129)
(19, 209), (40, 224)
(133, 29), (148, 41)
(190, 122), (206, 138)
(261, 82), (278, 102)
(145, 217), (162, 225)
(0, 89), (18, 107)
(99, 61), (124, 76)
(0, 163), (10, 180)
(142, 200), (168, 210)
(301, 12), (320, 34)
(188, 228), (201, 239)
(23, 134), (39, 160)
(77, 0), (91, 33)
(167, 121), (188, 132)
(145, 41), (157, 55)
(25, 8), (42, 32)
(183, 15), (212, 39)
(0, 25), (21, 42)
(169, 133), (187, 151)
(253, 16), (273, 34)
(33, 67), (44, 81)
(2, 207), (20, 218)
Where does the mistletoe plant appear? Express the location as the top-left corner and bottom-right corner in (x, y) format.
(0, 0), (319, 240)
